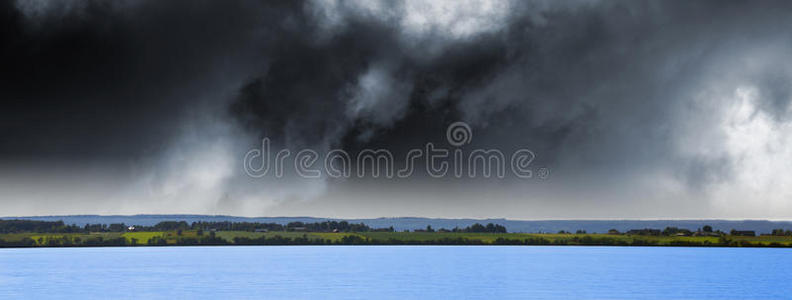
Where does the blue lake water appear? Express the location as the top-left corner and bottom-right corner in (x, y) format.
(0, 246), (790, 299)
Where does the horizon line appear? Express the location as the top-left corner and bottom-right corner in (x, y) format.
(2, 214), (792, 222)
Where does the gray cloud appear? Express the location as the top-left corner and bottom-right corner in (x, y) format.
(3, 0), (792, 218)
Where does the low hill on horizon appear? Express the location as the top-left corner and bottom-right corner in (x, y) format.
(3, 215), (792, 234)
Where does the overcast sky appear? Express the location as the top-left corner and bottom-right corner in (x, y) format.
(2, 0), (792, 219)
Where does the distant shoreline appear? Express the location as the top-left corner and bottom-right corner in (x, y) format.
(3, 231), (791, 248)
(3, 215), (792, 234)
(3, 218), (791, 248)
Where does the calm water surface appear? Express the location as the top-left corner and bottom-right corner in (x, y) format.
(1, 246), (790, 299)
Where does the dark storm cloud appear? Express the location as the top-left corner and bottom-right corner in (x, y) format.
(3, 0), (792, 218)
(230, 8), (403, 148)
(0, 0), (272, 159)
(226, 0), (792, 218)
(229, 0), (792, 182)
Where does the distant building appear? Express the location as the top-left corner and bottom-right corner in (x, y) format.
(607, 229), (620, 235)
(254, 228), (268, 233)
(127, 226), (135, 231)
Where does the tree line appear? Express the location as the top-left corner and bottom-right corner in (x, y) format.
(0, 219), (388, 233)
(418, 223), (508, 233)
(4, 233), (791, 248)
(4, 219), (791, 237)
(0, 220), (511, 234)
